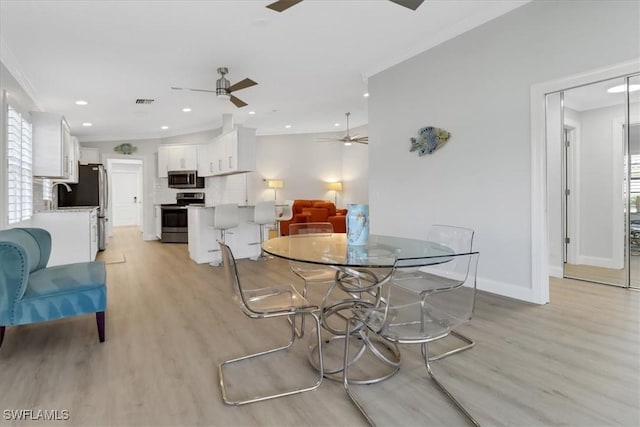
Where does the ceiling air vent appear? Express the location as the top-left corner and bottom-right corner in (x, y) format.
(135, 98), (155, 104)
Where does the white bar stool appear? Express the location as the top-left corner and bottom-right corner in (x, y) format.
(251, 200), (276, 261)
(276, 200), (294, 236)
(209, 203), (239, 267)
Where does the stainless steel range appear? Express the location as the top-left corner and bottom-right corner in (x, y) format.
(160, 192), (205, 243)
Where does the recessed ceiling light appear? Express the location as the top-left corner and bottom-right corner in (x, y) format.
(75, 100), (88, 106)
(607, 84), (640, 93)
(248, 111), (256, 115)
(285, 125), (292, 129)
(161, 125), (169, 130)
(334, 123), (341, 127)
(182, 107), (192, 112)
(363, 92), (370, 98)
(82, 122), (93, 127)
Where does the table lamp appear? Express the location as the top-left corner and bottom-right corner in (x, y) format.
(267, 179), (283, 201)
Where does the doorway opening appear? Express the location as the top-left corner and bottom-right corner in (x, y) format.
(106, 158), (144, 236)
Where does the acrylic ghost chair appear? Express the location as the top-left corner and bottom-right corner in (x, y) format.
(288, 222), (337, 338)
(217, 242), (324, 405)
(392, 225), (476, 361)
(343, 251), (481, 426)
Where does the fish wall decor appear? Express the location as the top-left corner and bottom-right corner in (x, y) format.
(114, 143), (137, 155)
(409, 126), (451, 156)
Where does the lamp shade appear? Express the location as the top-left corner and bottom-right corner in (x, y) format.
(327, 182), (343, 192)
(267, 179), (283, 189)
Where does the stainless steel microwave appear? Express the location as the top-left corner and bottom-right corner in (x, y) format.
(167, 170), (205, 189)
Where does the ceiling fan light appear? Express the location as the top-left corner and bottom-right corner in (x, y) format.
(344, 141), (352, 146)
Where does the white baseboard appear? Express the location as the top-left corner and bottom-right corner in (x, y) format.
(476, 276), (545, 305)
(143, 233), (159, 241)
(576, 255), (623, 270)
(548, 264), (563, 278)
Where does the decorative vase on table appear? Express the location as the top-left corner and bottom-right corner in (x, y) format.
(346, 204), (369, 246)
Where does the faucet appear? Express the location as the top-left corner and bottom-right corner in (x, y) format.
(51, 181), (72, 209)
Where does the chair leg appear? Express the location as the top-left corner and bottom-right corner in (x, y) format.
(428, 330), (475, 361)
(96, 312), (105, 343)
(421, 342), (480, 426)
(219, 311), (323, 405)
(343, 318), (376, 426)
(0, 326), (5, 348)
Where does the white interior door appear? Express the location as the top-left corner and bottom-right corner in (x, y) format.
(112, 169), (140, 226)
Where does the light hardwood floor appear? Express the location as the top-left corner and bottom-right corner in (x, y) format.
(1, 227), (638, 426)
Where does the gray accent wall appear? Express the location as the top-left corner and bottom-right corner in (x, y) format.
(368, 0), (640, 301)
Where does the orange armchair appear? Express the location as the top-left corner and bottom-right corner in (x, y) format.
(279, 200), (347, 235)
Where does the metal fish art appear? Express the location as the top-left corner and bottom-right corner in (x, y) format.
(409, 126), (451, 156)
(113, 143), (137, 155)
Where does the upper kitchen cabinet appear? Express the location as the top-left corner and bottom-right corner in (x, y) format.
(31, 112), (75, 179)
(79, 147), (101, 164)
(58, 135), (80, 183)
(157, 144), (198, 178)
(215, 127), (256, 176)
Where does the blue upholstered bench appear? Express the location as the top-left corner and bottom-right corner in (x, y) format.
(0, 227), (107, 348)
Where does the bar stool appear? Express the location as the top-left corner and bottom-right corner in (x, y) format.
(251, 200), (276, 261)
(209, 203), (239, 267)
(276, 200), (294, 236)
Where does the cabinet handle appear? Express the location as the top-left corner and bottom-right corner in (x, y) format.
(218, 159), (222, 170)
(180, 158), (185, 169)
(210, 161), (213, 173)
(228, 156), (232, 168)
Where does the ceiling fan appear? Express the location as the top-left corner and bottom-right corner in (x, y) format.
(317, 112), (368, 146)
(171, 67), (257, 108)
(267, 0), (425, 12)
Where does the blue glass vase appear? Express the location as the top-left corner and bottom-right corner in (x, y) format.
(346, 204), (369, 246)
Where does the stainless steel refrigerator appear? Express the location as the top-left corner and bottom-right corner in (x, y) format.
(57, 164), (109, 250)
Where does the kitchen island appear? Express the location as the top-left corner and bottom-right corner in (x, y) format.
(187, 205), (266, 264)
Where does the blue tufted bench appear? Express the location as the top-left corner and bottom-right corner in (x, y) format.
(0, 227), (107, 348)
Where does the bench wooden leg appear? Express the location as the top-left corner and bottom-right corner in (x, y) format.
(0, 326), (5, 348)
(96, 312), (105, 343)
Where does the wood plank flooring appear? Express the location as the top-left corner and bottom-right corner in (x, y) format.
(1, 226), (638, 426)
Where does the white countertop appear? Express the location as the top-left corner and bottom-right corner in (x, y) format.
(190, 204), (255, 209)
(36, 207), (98, 213)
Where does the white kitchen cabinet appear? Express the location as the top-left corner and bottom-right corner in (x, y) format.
(89, 208), (98, 258)
(31, 208), (99, 266)
(155, 206), (161, 239)
(197, 141), (224, 177)
(157, 144), (198, 177)
(79, 147), (101, 164)
(59, 136), (80, 183)
(31, 112), (73, 178)
(213, 127), (256, 176)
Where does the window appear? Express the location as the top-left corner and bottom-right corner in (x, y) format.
(7, 105), (33, 224)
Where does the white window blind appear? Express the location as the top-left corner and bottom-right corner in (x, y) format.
(7, 105), (33, 224)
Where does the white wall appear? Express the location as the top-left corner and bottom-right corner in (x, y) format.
(368, 0), (640, 302)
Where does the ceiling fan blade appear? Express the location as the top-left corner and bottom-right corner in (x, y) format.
(266, 0), (303, 12)
(171, 86), (216, 93)
(388, 0), (425, 11)
(228, 78), (258, 93)
(229, 95), (248, 108)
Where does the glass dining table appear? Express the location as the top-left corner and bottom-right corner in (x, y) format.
(262, 233), (455, 384)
